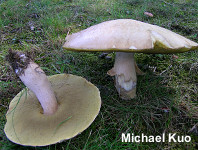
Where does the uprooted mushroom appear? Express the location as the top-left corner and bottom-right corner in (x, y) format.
(4, 49), (101, 146)
(63, 19), (198, 100)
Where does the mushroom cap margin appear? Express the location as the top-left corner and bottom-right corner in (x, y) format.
(63, 19), (198, 54)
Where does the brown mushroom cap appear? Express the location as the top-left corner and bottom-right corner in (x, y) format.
(4, 74), (101, 146)
(63, 19), (198, 53)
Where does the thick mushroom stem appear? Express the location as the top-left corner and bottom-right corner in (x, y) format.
(107, 52), (137, 100)
(17, 62), (58, 115)
(8, 51), (58, 115)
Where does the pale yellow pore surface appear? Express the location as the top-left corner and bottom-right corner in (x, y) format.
(63, 19), (198, 53)
(4, 74), (101, 146)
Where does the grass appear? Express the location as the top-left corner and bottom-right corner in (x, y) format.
(0, 0), (198, 149)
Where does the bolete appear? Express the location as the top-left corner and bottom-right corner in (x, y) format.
(63, 19), (198, 100)
(4, 50), (101, 146)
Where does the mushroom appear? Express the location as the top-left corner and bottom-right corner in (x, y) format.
(63, 19), (198, 100)
(4, 50), (101, 146)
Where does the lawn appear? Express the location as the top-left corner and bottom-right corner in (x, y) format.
(0, 0), (198, 149)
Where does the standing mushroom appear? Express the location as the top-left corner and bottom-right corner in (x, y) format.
(4, 50), (101, 146)
(63, 19), (198, 100)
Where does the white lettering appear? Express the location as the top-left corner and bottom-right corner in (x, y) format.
(134, 135), (140, 142)
(169, 133), (176, 142)
(155, 136), (161, 142)
(162, 133), (165, 142)
(148, 136), (154, 142)
(131, 133), (134, 142)
(185, 136), (191, 142)
(122, 133), (130, 142)
(121, 133), (191, 143)
(178, 136), (184, 142)
(142, 133), (148, 142)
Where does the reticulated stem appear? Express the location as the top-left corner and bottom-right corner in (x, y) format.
(107, 52), (137, 100)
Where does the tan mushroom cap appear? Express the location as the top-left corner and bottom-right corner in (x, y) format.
(63, 19), (198, 53)
(4, 74), (101, 146)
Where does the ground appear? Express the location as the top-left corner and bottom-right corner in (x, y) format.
(0, 0), (198, 149)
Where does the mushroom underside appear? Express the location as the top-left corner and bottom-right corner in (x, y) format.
(4, 74), (101, 146)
